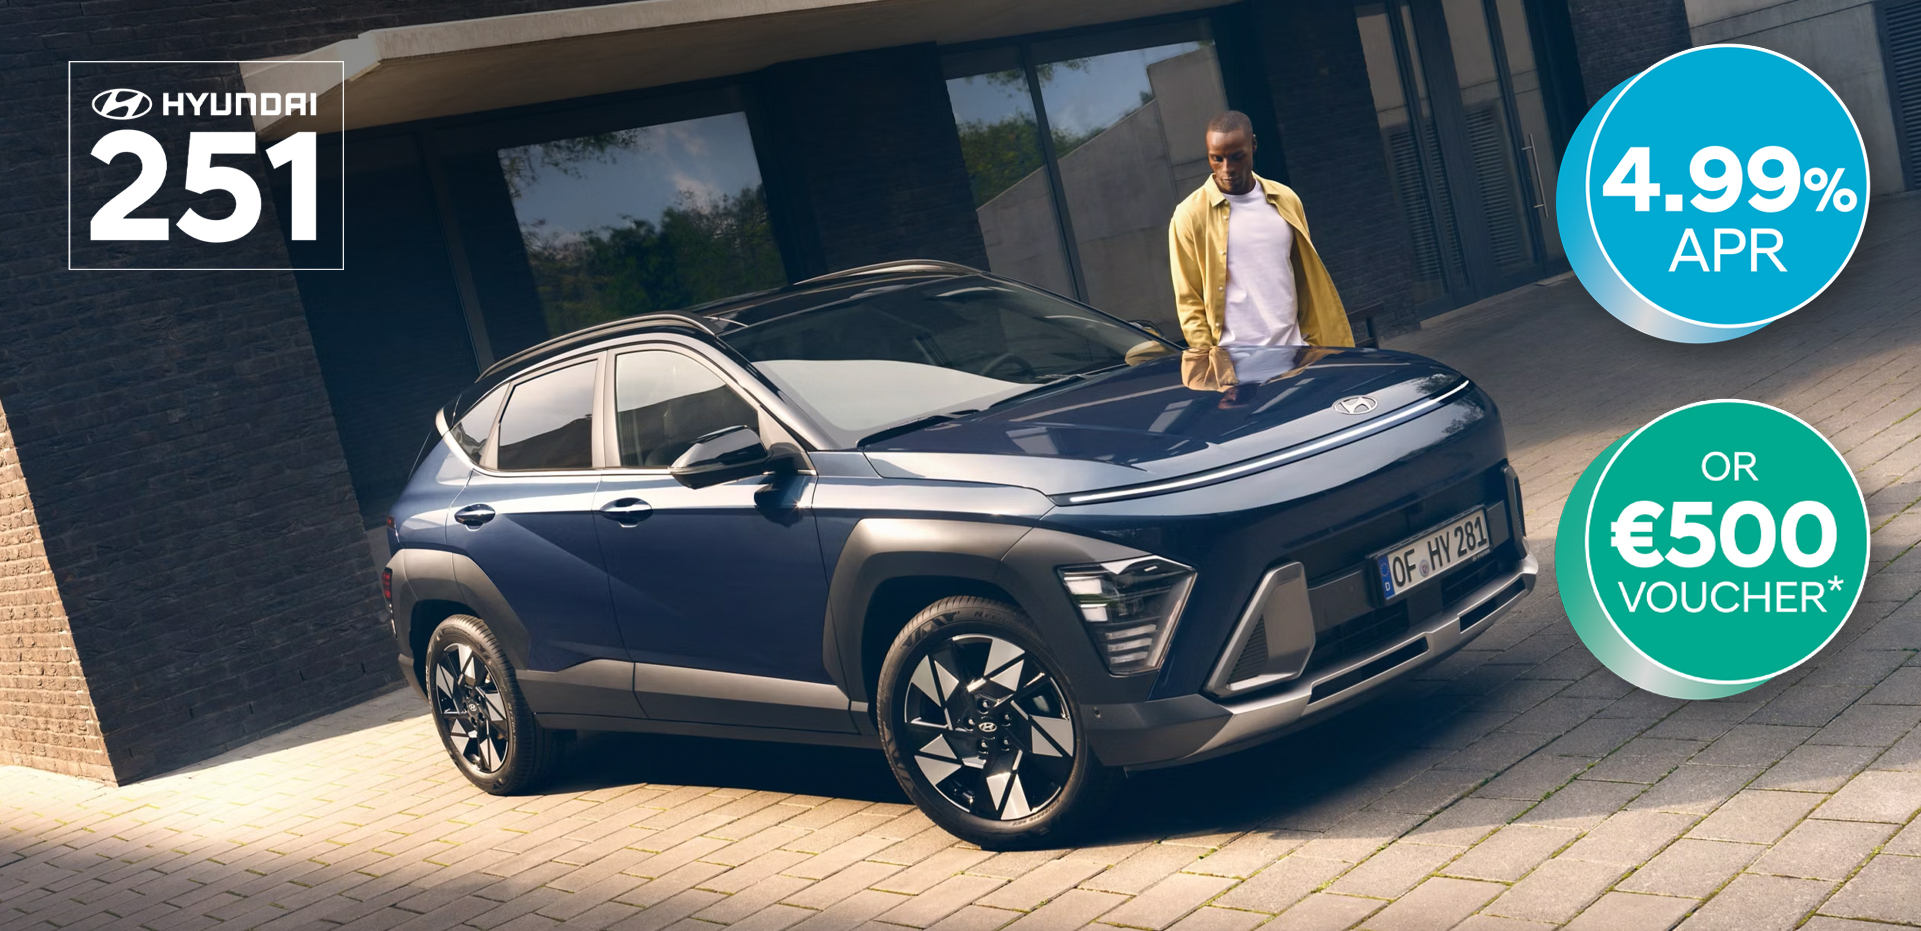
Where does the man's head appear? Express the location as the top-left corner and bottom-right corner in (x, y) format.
(1206, 110), (1257, 195)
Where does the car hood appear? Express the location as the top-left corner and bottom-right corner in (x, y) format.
(861, 346), (1468, 497)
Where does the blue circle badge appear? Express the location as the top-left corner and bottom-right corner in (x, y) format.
(1558, 45), (1870, 343)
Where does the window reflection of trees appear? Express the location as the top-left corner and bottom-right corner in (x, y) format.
(499, 125), (786, 338)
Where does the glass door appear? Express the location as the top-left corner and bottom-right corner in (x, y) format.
(1358, 0), (1555, 313)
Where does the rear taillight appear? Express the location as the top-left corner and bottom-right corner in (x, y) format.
(381, 567), (393, 604)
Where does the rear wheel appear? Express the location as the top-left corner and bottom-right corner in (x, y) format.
(877, 596), (1119, 849)
(426, 614), (563, 794)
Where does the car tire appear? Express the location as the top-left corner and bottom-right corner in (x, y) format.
(425, 614), (563, 794)
(877, 596), (1121, 849)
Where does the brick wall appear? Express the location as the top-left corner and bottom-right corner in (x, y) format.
(0, 400), (112, 783)
(752, 45), (990, 278)
(0, 2), (660, 782)
(1250, 0), (1420, 337)
(1565, 0), (1694, 104)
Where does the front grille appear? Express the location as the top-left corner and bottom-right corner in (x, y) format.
(1440, 550), (1509, 606)
(1291, 468), (1504, 583)
(1303, 601), (1410, 677)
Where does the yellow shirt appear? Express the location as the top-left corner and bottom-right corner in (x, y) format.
(1167, 174), (1355, 351)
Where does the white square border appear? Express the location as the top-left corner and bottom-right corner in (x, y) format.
(68, 59), (348, 272)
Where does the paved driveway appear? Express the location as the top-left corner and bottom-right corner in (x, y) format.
(6, 194), (1921, 931)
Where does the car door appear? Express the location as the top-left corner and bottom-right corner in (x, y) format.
(446, 355), (631, 678)
(590, 345), (851, 732)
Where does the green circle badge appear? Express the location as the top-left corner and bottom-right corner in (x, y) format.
(1556, 400), (1868, 698)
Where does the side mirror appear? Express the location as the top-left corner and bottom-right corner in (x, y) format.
(1129, 319), (1165, 339)
(670, 426), (774, 489)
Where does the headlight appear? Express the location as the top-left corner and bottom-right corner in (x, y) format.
(1058, 556), (1196, 675)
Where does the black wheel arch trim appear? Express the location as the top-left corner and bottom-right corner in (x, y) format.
(389, 547), (536, 686)
(822, 518), (1169, 708)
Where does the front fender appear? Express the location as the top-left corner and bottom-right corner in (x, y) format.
(822, 519), (1164, 707)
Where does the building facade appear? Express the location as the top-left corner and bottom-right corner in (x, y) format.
(5, 0), (1918, 783)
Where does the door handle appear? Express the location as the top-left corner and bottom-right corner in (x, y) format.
(453, 504), (496, 528)
(598, 497), (652, 526)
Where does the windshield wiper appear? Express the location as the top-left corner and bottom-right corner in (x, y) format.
(857, 410), (980, 446)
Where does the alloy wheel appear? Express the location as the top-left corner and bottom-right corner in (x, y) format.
(432, 642), (509, 773)
(897, 633), (1075, 820)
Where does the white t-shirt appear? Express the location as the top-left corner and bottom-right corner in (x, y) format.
(1220, 187), (1304, 348)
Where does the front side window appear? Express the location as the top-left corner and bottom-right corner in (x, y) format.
(614, 351), (761, 468)
(719, 277), (1159, 445)
(497, 110), (787, 339)
(495, 360), (598, 471)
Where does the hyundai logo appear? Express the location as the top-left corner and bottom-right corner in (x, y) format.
(90, 88), (151, 120)
(1334, 395), (1378, 415)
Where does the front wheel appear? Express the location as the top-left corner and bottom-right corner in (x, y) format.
(876, 596), (1119, 849)
(425, 614), (563, 794)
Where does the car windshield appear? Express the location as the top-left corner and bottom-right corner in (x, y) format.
(717, 277), (1169, 447)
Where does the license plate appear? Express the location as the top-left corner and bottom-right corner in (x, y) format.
(1377, 509), (1491, 600)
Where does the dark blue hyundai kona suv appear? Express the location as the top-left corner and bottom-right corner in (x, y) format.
(384, 260), (1536, 847)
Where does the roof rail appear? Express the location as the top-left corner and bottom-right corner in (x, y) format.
(796, 259), (982, 286)
(479, 310), (716, 380)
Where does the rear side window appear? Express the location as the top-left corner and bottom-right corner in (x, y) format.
(496, 360), (597, 471)
(449, 388), (505, 462)
(614, 351), (760, 468)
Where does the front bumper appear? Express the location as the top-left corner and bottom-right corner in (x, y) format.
(1086, 552), (1537, 768)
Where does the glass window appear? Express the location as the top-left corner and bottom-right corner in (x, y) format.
(497, 112), (787, 339)
(1036, 35), (1224, 333)
(496, 360), (597, 471)
(450, 387), (506, 461)
(1494, 0), (1562, 260)
(719, 276), (1161, 445)
(944, 49), (1076, 299)
(943, 22), (1227, 338)
(613, 351), (761, 468)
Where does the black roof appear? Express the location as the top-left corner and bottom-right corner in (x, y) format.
(446, 259), (983, 422)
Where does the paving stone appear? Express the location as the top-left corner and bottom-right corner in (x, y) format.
(1096, 872), (1236, 930)
(1325, 841), (1458, 899)
(1454, 916), (1557, 931)
(1750, 820), (1896, 881)
(1691, 725), (1816, 768)
(1809, 703), (1921, 747)
(1474, 754), (1592, 801)
(1001, 888), (1125, 930)
(1212, 856), (1349, 914)
(1563, 892), (1697, 931)
(1441, 826), (1577, 882)
(1513, 779), (1645, 831)
(1485, 856), (1627, 923)
(1616, 838), (1761, 898)
(1858, 667), (1921, 705)
(1581, 738), (1705, 785)
(1183, 831), (1312, 879)
(1627, 765), (1763, 815)
(1360, 877), (1502, 931)
(1402, 797), (1529, 848)
(1685, 791), (1824, 844)
(1812, 770), (1921, 822)
(1673, 874), (1832, 931)
(1559, 809), (1697, 865)
(1818, 854), (1921, 925)
(1750, 744), (1882, 792)
(1166, 906), (1268, 931)
(973, 857), (1109, 912)
(1292, 810), (1425, 864)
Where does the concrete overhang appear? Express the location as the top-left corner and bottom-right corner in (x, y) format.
(243, 0), (1227, 138)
